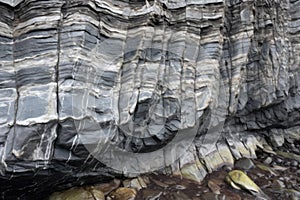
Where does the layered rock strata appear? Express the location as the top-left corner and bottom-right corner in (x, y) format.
(0, 0), (299, 199)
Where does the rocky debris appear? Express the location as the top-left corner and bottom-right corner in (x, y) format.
(259, 144), (277, 155)
(207, 180), (221, 195)
(149, 177), (169, 189)
(108, 188), (137, 200)
(48, 147), (300, 199)
(88, 189), (106, 200)
(123, 177), (147, 191)
(225, 170), (262, 194)
(234, 158), (255, 170)
(93, 179), (121, 196)
(180, 163), (206, 183)
(49, 187), (105, 200)
(273, 180), (285, 189)
(256, 164), (278, 176)
(286, 189), (300, 200)
(0, 0), (299, 198)
(276, 151), (300, 163)
(140, 189), (162, 200)
(263, 157), (273, 165)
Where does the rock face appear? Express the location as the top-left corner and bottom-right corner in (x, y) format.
(0, 0), (299, 199)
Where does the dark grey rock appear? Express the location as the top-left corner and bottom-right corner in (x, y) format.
(235, 158), (255, 170)
(0, 0), (299, 199)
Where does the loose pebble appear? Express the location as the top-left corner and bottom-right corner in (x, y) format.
(263, 157), (273, 165)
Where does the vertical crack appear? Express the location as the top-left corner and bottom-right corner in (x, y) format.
(53, 2), (66, 159)
(12, 3), (18, 128)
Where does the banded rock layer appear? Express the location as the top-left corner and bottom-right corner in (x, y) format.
(0, 0), (299, 199)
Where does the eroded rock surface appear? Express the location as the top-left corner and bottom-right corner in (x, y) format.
(0, 0), (299, 199)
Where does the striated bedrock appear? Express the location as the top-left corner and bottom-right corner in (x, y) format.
(0, 0), (299, 199)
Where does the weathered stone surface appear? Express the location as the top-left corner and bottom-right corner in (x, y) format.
(0, 0), (299, 199)
(235, 158), (255, 170)
(93, 179), (121, 195)
(225, 170), (264, 197)
(108, 187), (137, 200)
(49, 187), (105, 200)
(208, 180), (221, 195)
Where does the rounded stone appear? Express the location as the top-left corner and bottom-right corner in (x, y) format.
(108, 187), (137, 200)
(291, 160), (298, 167)
(263, 157), (273, 165)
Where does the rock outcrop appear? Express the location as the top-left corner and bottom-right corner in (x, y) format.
(0, 0), (299, 199)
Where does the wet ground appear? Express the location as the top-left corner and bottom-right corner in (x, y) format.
(135, 159), (299, 200)
(134, 144), (300, 200)
(49, 141), (300, 200)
